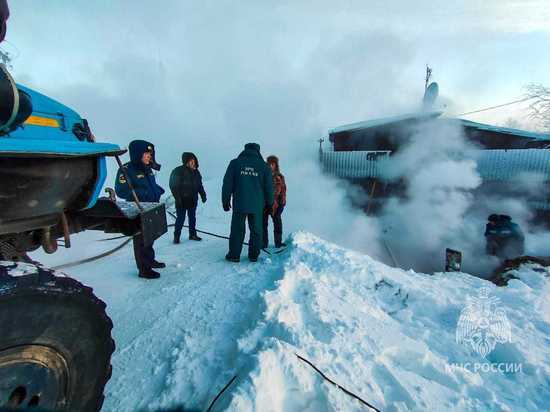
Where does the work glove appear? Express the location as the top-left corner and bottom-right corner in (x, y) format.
(223, 202), (231, 212)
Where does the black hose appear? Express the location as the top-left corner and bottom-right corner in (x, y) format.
(296, 354), (381, 412)
(205, 374), (238, 412)
(52, 237), (133, 270)
(57, 205), (288, 270)
(166, 210), (234, 241)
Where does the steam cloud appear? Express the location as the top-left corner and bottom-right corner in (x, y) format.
(12, 1), (548, 276)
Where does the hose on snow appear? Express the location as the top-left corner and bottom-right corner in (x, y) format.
(205, 374), (238, 412)
(296, 354), (382, 412)
(53, 205), (287, 270)
(52, 237), (133, 270)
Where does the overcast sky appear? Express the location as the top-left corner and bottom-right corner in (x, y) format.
(4, 0), (550, 174)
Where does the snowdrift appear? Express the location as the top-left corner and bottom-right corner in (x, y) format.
(223, 232), (549, 411)
(43, 230), (548, 411)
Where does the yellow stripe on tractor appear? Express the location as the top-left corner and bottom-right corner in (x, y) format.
(24, 115), (60, 128)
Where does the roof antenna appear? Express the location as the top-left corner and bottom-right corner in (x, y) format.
(423, 65), (439, 110)
(425, 65), (432, 91)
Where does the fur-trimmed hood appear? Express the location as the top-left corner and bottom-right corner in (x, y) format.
(266, 155), (280, 172)
(182, 152), (199, 168)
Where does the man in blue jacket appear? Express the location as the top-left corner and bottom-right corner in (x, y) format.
(222, 143), (274, 262)
(116, 139), (166, 279)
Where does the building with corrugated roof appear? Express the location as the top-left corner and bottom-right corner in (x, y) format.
(321, 111), (550, 222)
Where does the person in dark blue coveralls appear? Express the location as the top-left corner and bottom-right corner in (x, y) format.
(222, 143), (274, 262)
(115, 139), (166, 279)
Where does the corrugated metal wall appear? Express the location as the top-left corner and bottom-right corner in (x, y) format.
(321, 149), (550, 182)
(321, 151), (391, 178)
(475, 149), (550, 180)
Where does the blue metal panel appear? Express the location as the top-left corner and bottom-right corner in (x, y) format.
(86, 156), (108, 209)
(11, 84), (84, 142)
(17, 85), (81, 119)
(2, 84), (125, 157)
(0, 138), (123, 157)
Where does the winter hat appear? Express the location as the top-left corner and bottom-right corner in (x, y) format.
(266, 155), (280, 172)
(245, 143), (261, 153)
(181, 152), (199, 168)
(129, 139), (161, 170)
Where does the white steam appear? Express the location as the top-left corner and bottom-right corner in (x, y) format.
(378, 120), (483, 272)
(12, 1), (549, 276)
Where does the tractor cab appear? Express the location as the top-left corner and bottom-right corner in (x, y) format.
(0, 65), (166, 261)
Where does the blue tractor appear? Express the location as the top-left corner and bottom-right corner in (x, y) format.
(0, 64), (167, 410)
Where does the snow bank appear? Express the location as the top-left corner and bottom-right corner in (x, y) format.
(223, 232), (549, 411)
(36, 229), (548, 411)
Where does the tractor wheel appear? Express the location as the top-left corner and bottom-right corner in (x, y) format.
(0, 261), (115, 411)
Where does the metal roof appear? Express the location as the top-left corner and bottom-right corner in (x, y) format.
(457, 119), (550, 141)
(328, 111), (443, 135)
(328, 111), (550, 142)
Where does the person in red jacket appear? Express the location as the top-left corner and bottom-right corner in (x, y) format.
(263, 155), (287, 248)
(0, 0), (8, 43)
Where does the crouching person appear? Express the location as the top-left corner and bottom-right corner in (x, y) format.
(222, 143), (274, 262)
(263, 155), (287, 248)
(115, 139), (166, 279)
(169, 152), (207, 243)
(485, 214), (525, 259)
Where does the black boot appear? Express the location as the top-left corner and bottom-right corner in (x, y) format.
(139, 268), (160, 279)
(151, 260), (166, 269)
(189, 234), (202, 241)
(225, 254), (240, 263)
(173, 234), (180, 244)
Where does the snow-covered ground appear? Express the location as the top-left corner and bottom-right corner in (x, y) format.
(33, 214), (549, 411)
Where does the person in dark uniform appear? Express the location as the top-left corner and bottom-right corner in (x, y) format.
(169, 152), (207, 244)
(485, 214), (525, 259)
(222, 143), (274, 262)
(262, 155), (287, 248)
(115, 139), (166, 279)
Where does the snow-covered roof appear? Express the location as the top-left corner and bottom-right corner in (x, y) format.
(328, 112), (550, 142)
(328, 111), (443, 135)
(457, 119), (550, 141)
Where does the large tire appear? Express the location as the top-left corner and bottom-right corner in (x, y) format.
(0, 261), (114, 411)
